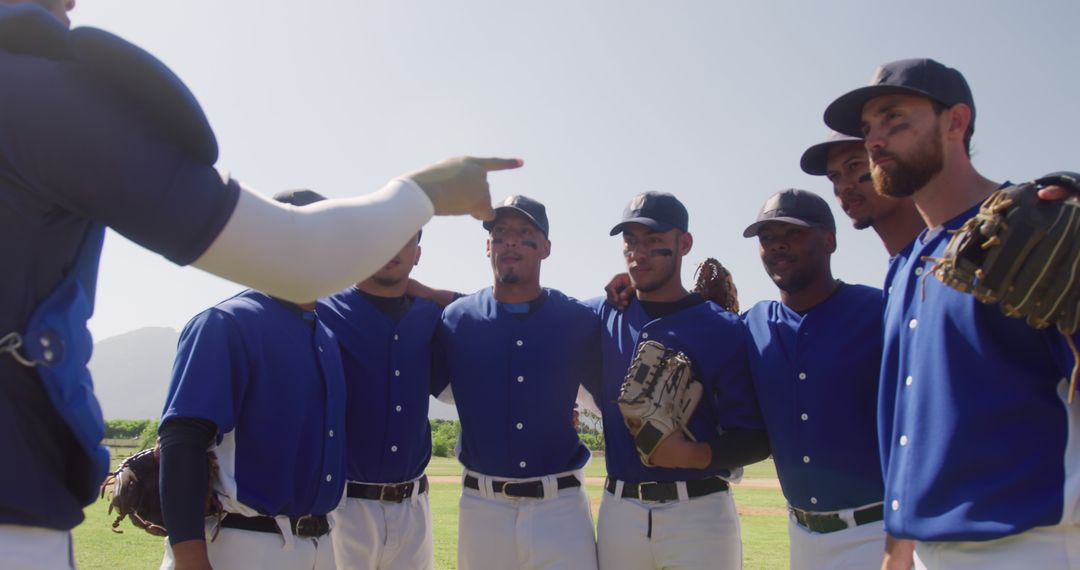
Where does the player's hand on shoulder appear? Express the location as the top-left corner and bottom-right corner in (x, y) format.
(604, 272), (634, 310)
(405, 156), (523, 221)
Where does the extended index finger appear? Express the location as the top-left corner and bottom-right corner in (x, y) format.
(471, 157), (525, 172)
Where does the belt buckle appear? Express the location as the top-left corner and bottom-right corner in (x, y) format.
(294, 515), (319, 537)
(637, 481), (661, 502)
(380, 482), (409, 502)
(500, 481), (520, 499)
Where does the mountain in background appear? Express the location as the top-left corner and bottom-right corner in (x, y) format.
(89, 326), (459, 421)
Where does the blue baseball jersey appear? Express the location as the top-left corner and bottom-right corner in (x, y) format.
(319, 289), (441, 483)
(880, 203), (1080, 541)
(435, 288), (596, 478)
(161, 290), (347, 517)
(0, 43), (238, 529)
(743, 284), (884, 512)
(591, 296), (766, 483)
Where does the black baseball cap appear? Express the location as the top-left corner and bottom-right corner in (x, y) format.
(799, 131), (864, 176)
(824, 58), (975, 137)
(273, 189), (327, 206)
(609, 192), (689, 236)
(483, 195), (549, 238)
(743, 189), (835, 238)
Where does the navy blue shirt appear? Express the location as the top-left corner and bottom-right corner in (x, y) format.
(435, 288), (596, 478)
(0, 44), (238, 529)
(743, 284), (885, 512)
(161, 291), (347, 517)
(319, 289), (441, 484)
(591, 296), (765, 483)
(880, 203), (1080, 541)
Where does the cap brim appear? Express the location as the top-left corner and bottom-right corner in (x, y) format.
(799, 136), (863, 176)
(483, 206), (547, 236)
(609, 218), (676, 236)
(742, 217), (815, 238)
(823, 84), (939, 137)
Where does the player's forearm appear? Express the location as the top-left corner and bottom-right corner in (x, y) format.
(170, 539), (213, 570)
(193, 179), (434, 304)
(159, 417), (217, 546)
(881, 534), (915, 570)
(705, 428), (771, 471)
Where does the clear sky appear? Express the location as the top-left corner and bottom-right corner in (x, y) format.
(75, 0), (1080, 341)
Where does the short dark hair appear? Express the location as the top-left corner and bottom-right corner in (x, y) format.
(930, 100), (972, 157)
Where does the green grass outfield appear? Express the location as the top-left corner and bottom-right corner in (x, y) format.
(78, 456), (788, 569)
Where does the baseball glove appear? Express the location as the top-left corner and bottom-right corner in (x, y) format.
(929, 172), (1080, 402)
(617, 340), (703, 466)
(100, 444), (222, 536)
(101, 446), (167, 536)
(693, 258), (740, 313)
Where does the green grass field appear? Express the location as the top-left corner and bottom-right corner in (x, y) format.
(79, 455), (788, 569)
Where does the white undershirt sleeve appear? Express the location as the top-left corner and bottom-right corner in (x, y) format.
(192, 178), (434, 303)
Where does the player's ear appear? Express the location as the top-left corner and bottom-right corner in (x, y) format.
(539, 238), (551, 261)
(945, 104), (972, 143)
(825, 230), (837, 254)
(679, 231), (693, 256)
(414, 245), (422, 266)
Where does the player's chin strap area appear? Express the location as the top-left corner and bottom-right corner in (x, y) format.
(0, 332), (39, 367)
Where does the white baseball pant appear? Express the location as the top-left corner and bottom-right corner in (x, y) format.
(0, 524), (73, 570)
(597, 481), (742, 570)
(328, 480), (433, 570)
(458, 469), (597, 570)
(160, 517), (335, 570)
(913, 523), (1080, 569)
(787, 516), (885, 569)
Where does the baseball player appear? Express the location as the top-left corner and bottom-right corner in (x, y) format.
(158, 190), (349, 570)
(590, 192), (770, 570)
(435, 195), (600, 570)
(823, 58), (1080, 568)
(319, 226), (441, 570)
(0, 3), (517, 565)
(800, 132), (924, 257)
(741, 188), (895, 569)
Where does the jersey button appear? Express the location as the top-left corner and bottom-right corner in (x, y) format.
(519, 461), (527, 468)
(396, 405), (403, 412)
(802, 456), (810, 463)
(391, 445), (398, 452)
(517, 376), (525, 383)
(810, 497), (817, 505)
(516, 340), (524, 347)
(914, 267), (924, 276)
(394, 370), (401, 377)
(326, 474), (332, 482)
(394, 334), (399, 341)
(516, 422), (524, 430)
(328, 429), (335, 437)
(800, 413), (808, 421)
(899, 435), (908, 446)
(798, 372), (807, 380)
(318, 346), (324, 352)
(908, 319), (918, 329)
(641, 332), (649, 339)
(891, 499), (900, 511)
(905, 376), (913, 387)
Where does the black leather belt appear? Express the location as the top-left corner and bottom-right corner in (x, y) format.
(605, 476), (729, 503)
(347, 475), (428, 503)
(790, 503), (884, 534)
(463, 474), (580, 499)
(220, 513), (330, 538)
